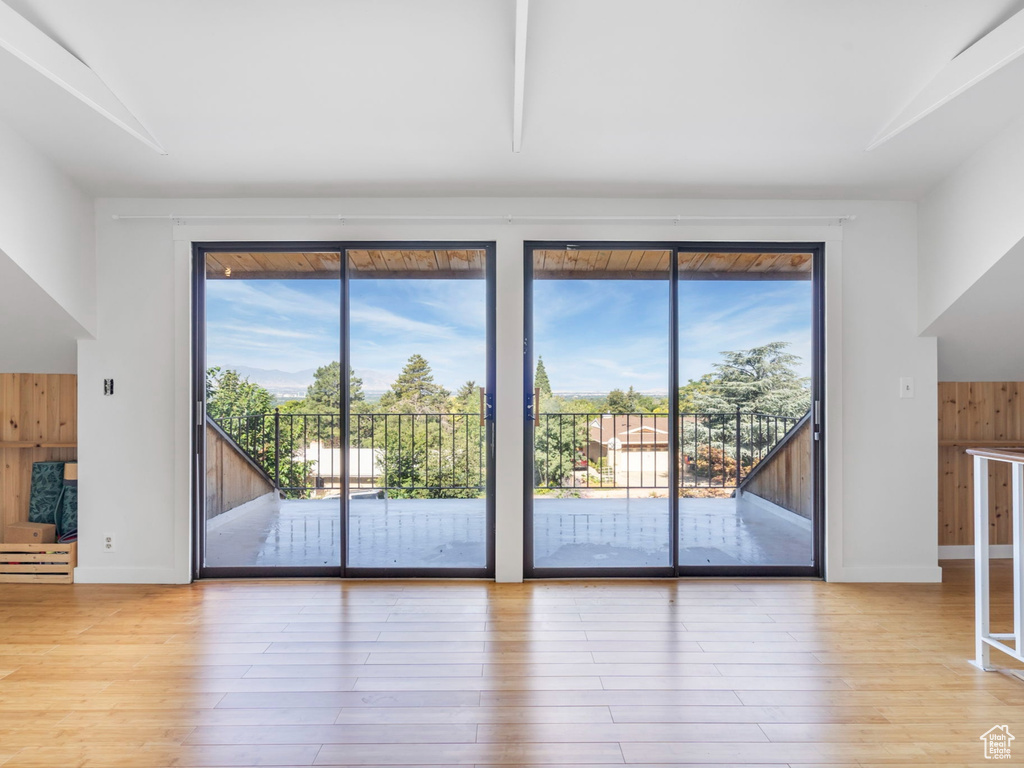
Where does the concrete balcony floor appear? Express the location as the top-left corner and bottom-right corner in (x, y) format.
(205, 494), (812, 570)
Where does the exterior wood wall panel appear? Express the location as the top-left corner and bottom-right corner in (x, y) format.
(741, 418), (812, 519)
(205, 423), (275, 520)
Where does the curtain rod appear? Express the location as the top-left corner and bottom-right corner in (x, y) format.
(110, 213), (854, 224)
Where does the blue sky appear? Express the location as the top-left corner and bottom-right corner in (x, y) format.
(533, 279), (811, 393)
(207, 277), (810, 393)
(207, 278), (486, 391)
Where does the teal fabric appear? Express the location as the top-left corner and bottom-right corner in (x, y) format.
(28, 461), (64, 526)
(60, 477), (78, 536)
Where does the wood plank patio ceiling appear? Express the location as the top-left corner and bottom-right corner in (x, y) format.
(205, 249), (811, 280)
(205, 250), (486, 280)
(534, 250), (812, 280)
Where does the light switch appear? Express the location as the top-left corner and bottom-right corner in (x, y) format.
(900, 377), (914, 398)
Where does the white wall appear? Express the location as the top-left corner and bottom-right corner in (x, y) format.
(0, 249), (81, 372)
(0, 119), (96, 337)
(836, 202), (939, 580)
(76, 197), (940, 584)
(919, 116), (1024, 334)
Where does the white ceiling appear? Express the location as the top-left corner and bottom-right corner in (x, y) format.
(1, 0), (1024, 198)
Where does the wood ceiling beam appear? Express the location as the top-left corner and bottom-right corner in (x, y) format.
(512, 0), (529, 153)
(0, 1), (165, 155)
(868, 8), (1024, 150)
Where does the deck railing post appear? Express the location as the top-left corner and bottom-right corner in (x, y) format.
(274, 408), (281, 489)
(735, 406), (742, 486)
(974, 454), (991, 670)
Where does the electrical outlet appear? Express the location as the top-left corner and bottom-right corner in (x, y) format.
(103, 533), (115, 552)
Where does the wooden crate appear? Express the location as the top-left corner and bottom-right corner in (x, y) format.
(0, 542), (76, 584)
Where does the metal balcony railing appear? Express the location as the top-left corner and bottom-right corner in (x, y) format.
(534, 410), (802, 491)
(213, 407), (803, 498)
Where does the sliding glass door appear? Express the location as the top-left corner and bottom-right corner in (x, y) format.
(193, 242), (495, 578)
(675, 246), (820, 575)
(345, 247), (494, 576)
(525, 248), (675, 575)
(524, 241), (823, 578)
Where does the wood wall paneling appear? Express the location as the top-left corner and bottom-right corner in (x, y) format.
(205, 423), (275, 520)
(0, 374), (77, 542)
(937, 382), (1024, 547)
(741, 418), (812, 519)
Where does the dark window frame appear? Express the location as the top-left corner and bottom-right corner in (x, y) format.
(523, 240), (825, 579)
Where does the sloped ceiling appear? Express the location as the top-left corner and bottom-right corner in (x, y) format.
(0, 0), (1023, 198)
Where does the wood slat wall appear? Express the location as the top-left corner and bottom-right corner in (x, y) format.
(205, 424), (275, 520)
(0, 374), (77, 542)
(937, 382), (1024, 546)
(740, 418), (812, 519)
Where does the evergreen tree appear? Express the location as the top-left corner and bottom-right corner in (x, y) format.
(535, 356), (552, 397)
(378, 354), (451, 413)
(305, 361), (364, 412)
(455, 380), (479, 413)
(695, 342), (809, 417)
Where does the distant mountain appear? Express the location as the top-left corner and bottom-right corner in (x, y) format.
(224, 365), (395, 399)
(226, 365), (316, 399)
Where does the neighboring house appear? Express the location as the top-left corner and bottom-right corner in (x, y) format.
(587, 414), (670, 462)
(587, 415), (671, 487)
(302, 443), (382, 492)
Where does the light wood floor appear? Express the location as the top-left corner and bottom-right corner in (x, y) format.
(0, 562), (1023, 767)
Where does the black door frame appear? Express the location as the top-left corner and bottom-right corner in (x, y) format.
(523, 240), (825, 579)
(192, 240), (497, 580)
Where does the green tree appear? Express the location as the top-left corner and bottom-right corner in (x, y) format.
(678, 343), (811, 489)
(695, 342), (809, 417)
(205, 367), (313, 498)
(535, 356), (552, 397)
(378, 354), (451, 413)
(678, 374), (714, 413)
(376, 412), (485, 499)
(373, 356), (480, 498)
(534, 413), (588, 488)
(206, 367), (273, 419)
(454, 380), (479, 414)
(606, 387), (639, 414)
(305, 361), (365, 412)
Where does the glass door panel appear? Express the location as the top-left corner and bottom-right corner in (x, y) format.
(345, 248), (492, 574)
(201, 250), (342, 573)
(676, 250), (816, 570)
(528, 248), (672, 573)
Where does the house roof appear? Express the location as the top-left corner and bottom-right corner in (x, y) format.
(589, 415), (670, 447)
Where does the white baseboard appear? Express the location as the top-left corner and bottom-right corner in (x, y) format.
(207, 491), (279, 531)
(739, 491), (812, 530)
(830, 565), (944, 583)
(938, 544), (1013, 560)
(73, 566), (188, 584)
